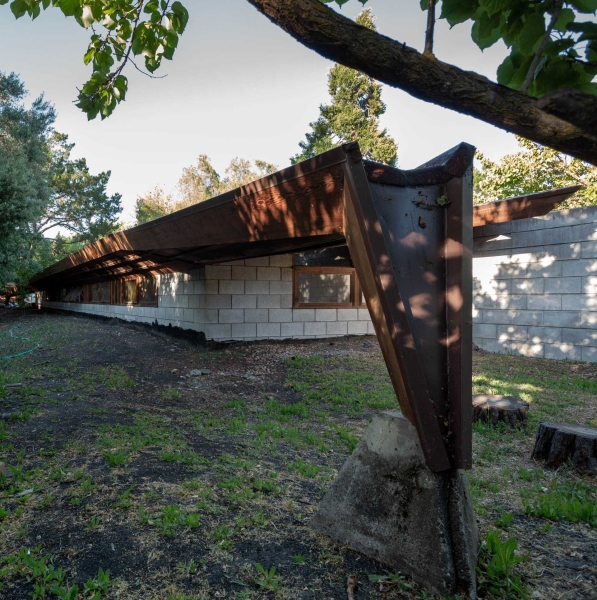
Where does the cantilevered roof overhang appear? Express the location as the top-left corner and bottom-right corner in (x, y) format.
(30, 142), (581, 474)
(30, 144), (579, 290)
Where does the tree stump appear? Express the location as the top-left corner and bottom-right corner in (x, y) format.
(472, 394), (529, 428)
(531, 422), (597, 473)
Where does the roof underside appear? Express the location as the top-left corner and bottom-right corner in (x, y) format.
(30, 144), (580, 290)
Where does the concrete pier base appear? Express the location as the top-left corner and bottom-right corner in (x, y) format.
(312, 411), (478, 598)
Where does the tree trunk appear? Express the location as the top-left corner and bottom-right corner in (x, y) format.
(247, 0), (597, 165)
(531, 422), (597, 473)
(472, 394), (529, 428)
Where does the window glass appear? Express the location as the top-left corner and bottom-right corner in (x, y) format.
(138, 276), (157, 305)
(100, 282), (110, 303)
(297, 272), (351, 305)
(123, 280), (137, 304)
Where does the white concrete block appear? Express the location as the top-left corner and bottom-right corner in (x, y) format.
(231, 266), (256, 280)
(316, 309), (337, 321)
(293, 309), (315, 322)
(245, 280), (270, 295)
(281, 322), (304, 337)
(204, 309), (219, 324)
(245, 256), (270, 266)
(218, 259), (245, 266)
(189, 269), (205, 281)
(205, 279), (219, 294)
(280, 295), (293, 309)
(257, 322), (280, 337)
(183, 309), (195, 322)
(337, 308), (358, 321)
(193, 309), (206, 323)
(562, 295), (597, 310)
(358, 308), (371, 321)
(269, 309), (293, 323)
(497, 325), (528, 341)
(544, 277), (581, 294)
(348, 321), (368, 335)
(219, 280), (245, 295)
(528, 326), (562, 344)
(528, 295), (562, 310)
(304, 322), (326, 336)
(205, 265), (231, 280)
(327, 321), (348, 335)
(269, 254), (293, 267)
(257, 267), (281, 281)
(206, 294), (231, 309)
(281, 268), (293, 282)
(244, 309), (269, 323)
(257, 294), (281, 309)
(474, 323), (497, 338)
(232, 323), (257, 338)
(269, 280), (293, 295)
(367, 321), (376, 335)
(545, 343), (581, 361)
(232, 295), (257, 309)
(219, 309), (245, 324)
(203, 324), (232, 340)
(188, 295), (206, 309)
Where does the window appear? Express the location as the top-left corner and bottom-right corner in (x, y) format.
(293, 246), (366, 308)
(63, 287), (83, 302)
(86, 282), (110, 304)
(138, 275), (158, 306)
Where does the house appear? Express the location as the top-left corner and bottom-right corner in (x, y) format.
(32, 145), (574, 344)
(31, 142), (577, 471)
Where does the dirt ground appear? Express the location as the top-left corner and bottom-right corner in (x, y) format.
(0, 310), (596, 600)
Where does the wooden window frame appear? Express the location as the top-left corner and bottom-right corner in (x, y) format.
(82, 275), (158, 307)
(293, 266), (366, 309)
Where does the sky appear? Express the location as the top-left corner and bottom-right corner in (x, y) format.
(0, 0), (521, 225)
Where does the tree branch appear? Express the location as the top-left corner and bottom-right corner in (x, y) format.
(246, 0), (597, 165)
(521, 0), (562, 93)
(537, 87), (597, 138)
(424, 0), (435, 56)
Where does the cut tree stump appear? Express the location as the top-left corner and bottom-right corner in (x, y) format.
(531, 422), (597, 473)
(472, 394), (529, 428)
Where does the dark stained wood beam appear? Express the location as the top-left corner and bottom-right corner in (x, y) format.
(473, 185), (582, 228)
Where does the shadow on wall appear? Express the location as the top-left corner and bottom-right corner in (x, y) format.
(473, 212), (597, 362)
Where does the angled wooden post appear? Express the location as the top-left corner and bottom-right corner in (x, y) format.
(342, 142), (475, 471)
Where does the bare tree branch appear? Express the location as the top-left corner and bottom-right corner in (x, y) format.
(247, 0), (597, 165)
(424, 0), (436, 56)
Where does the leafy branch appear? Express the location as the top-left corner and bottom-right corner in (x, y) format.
(2, 0), (189, 120)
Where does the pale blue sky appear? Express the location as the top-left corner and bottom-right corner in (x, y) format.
(0, 0), (520, 224)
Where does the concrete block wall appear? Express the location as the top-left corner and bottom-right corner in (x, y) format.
(42, 254), (373, 341)
(473, 204), (597, 362)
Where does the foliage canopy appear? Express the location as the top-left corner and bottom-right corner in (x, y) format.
(475, 136), (597, 208)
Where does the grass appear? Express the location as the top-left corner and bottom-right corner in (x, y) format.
(0, 313), (595, 599)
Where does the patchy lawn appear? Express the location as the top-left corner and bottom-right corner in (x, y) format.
(0, 310), (595, 600)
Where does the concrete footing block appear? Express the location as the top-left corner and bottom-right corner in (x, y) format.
(312, 410), (479, 598)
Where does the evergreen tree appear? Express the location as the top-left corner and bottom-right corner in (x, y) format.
(291, 9), (397, 167)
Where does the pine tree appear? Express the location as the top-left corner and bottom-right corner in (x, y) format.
(291, 9), (397, 167)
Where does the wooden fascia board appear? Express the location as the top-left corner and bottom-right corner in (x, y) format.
(472, 185), (582, 227)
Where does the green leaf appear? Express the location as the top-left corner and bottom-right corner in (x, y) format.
(515, 10), (545, 56)
(478, 0), (510, 17)
(83, 48), (95, 65)
(420, 0), (429, 9)
(567, 21), (597, 41)
(471, 8), (504, 50)
(440, 0), (479, 27)
(56, 0), (80, 18)
(9, 0), (28, 18)
(170, 1), (189, 33)
(553, 8), (575, 32)
(568, 0), (597, 13)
